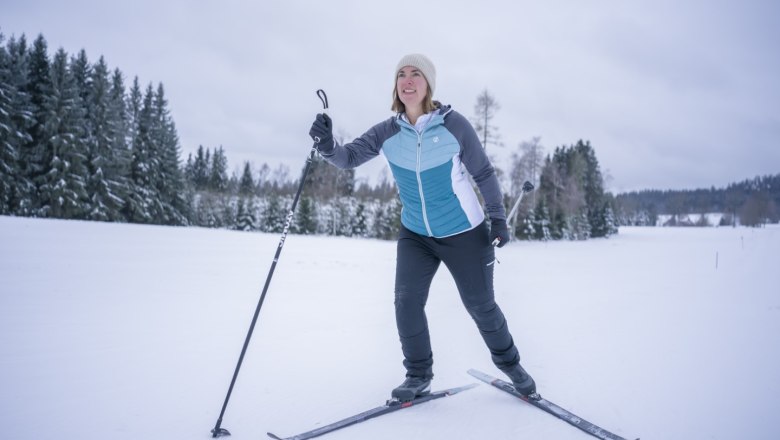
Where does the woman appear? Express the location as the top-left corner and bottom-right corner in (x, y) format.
(308, 53), (535, 401)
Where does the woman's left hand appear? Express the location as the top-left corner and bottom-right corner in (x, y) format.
(490, 219), (510, 248)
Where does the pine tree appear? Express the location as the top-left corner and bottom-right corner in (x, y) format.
(246, 196), (259, 230)
(353, 201), (368, 238)
(126, 76), (141, 151)
(536, 153), (563, 238)
(0, 34), (12, 212)
(602, 194), (619, 235)
(108, 68), (131, 218)
(294, 196), (318, 234)
(334, 197), (355, 236)
(125, 82), (159, 223)
(69, 50), (91, 102)
(195, 192), (219, 227)
(36, 48), (89, 218)
(261, 193), (286, 233)
(218, 196), (236, 229)
(209, 146), (228, 192)
(374, 197), (401, 239)
(2, 35), (35, 214)
(238, 161), (255, 196)
(235, 198), (247, 230)
(575, 140), (610, 237)
(516, 212), (536, 240)
(152, 83), (189, 225)
(69, 49), (91, 153)
(83, 55), (109, 220)
(188, 145), (209, 190)
(532, 199), (551, 241)
(183, 153), (194, 188)
(85, 57), (127, 221)
(569, 210), (591, 240)
(226, 169), (239, 196)
(22, 34), (55, 215)
(0, 33), (22, 213)
(236, 196), (258, 231)
(10, 39), (34, 214)
(122, 77), (143, 221)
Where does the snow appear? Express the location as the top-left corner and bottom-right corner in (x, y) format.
(1, 216), (778, 440)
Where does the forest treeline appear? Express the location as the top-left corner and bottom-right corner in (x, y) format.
(2, 33), (771, 242)
(614, 174), (780, 227)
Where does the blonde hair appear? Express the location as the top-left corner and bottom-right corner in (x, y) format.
(391, 85), (438, 114)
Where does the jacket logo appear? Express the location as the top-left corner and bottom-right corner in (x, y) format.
(433, 136), (439, 143)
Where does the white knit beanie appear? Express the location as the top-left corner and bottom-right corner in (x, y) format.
(395, 53), (436, 96)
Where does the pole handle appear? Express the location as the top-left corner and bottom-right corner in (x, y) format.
(317, 89), (329, 113)
(313, 89), (330, 143)
(493, 181), (536, 247)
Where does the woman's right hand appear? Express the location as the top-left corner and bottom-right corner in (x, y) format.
(309, 113), (333, 152)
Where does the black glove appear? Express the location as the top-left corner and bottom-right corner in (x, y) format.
(309, 113), (334, 152)
(491, 219), (510, 248)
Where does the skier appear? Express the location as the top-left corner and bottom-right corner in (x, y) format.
(308, 53), (535, 401)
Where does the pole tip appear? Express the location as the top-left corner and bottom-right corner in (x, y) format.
(211, 427), (231, 437)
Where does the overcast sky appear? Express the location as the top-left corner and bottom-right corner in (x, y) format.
(3, 0), (779, 193)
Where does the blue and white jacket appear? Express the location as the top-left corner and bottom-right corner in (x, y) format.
(319, 104), (506, 238)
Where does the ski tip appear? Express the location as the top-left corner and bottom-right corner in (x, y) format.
(266, 432), (283, 440)
(466, 368), (493, 383)
(450, 382), (480, 393)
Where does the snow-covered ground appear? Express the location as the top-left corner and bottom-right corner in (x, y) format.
(1, 216), (778, 440)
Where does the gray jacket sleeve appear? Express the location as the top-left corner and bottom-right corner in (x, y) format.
(318, 117), (396, 170)
(444, 111), (507, 221)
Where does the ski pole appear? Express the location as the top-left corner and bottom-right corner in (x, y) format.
(210, 89), (329, 438)
(492, 181), (535, 247)
(507, 181), (535, 222)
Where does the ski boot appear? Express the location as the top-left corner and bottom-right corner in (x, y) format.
(391, 375), (432, 402)
(501, 363), (537, 397)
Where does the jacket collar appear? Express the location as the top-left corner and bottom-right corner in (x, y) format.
(396, 103), (452, 131)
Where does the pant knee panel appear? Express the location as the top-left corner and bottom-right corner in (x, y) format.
(466, 300), (507, 332)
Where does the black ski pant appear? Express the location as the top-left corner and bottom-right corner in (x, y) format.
(394, 221), (521, 378)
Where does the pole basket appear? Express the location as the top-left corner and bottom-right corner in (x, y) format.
(211, 427), (231, 437)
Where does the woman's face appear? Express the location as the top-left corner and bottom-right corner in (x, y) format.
(396, 66), (428, 111)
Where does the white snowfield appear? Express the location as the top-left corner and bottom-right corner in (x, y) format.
(1, 215), (778, 440)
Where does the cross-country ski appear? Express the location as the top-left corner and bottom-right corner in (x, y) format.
(468, 369), (637, 440)
(266, 383), (477, 440)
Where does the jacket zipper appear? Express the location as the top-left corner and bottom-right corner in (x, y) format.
(415, 131), (433, 236)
